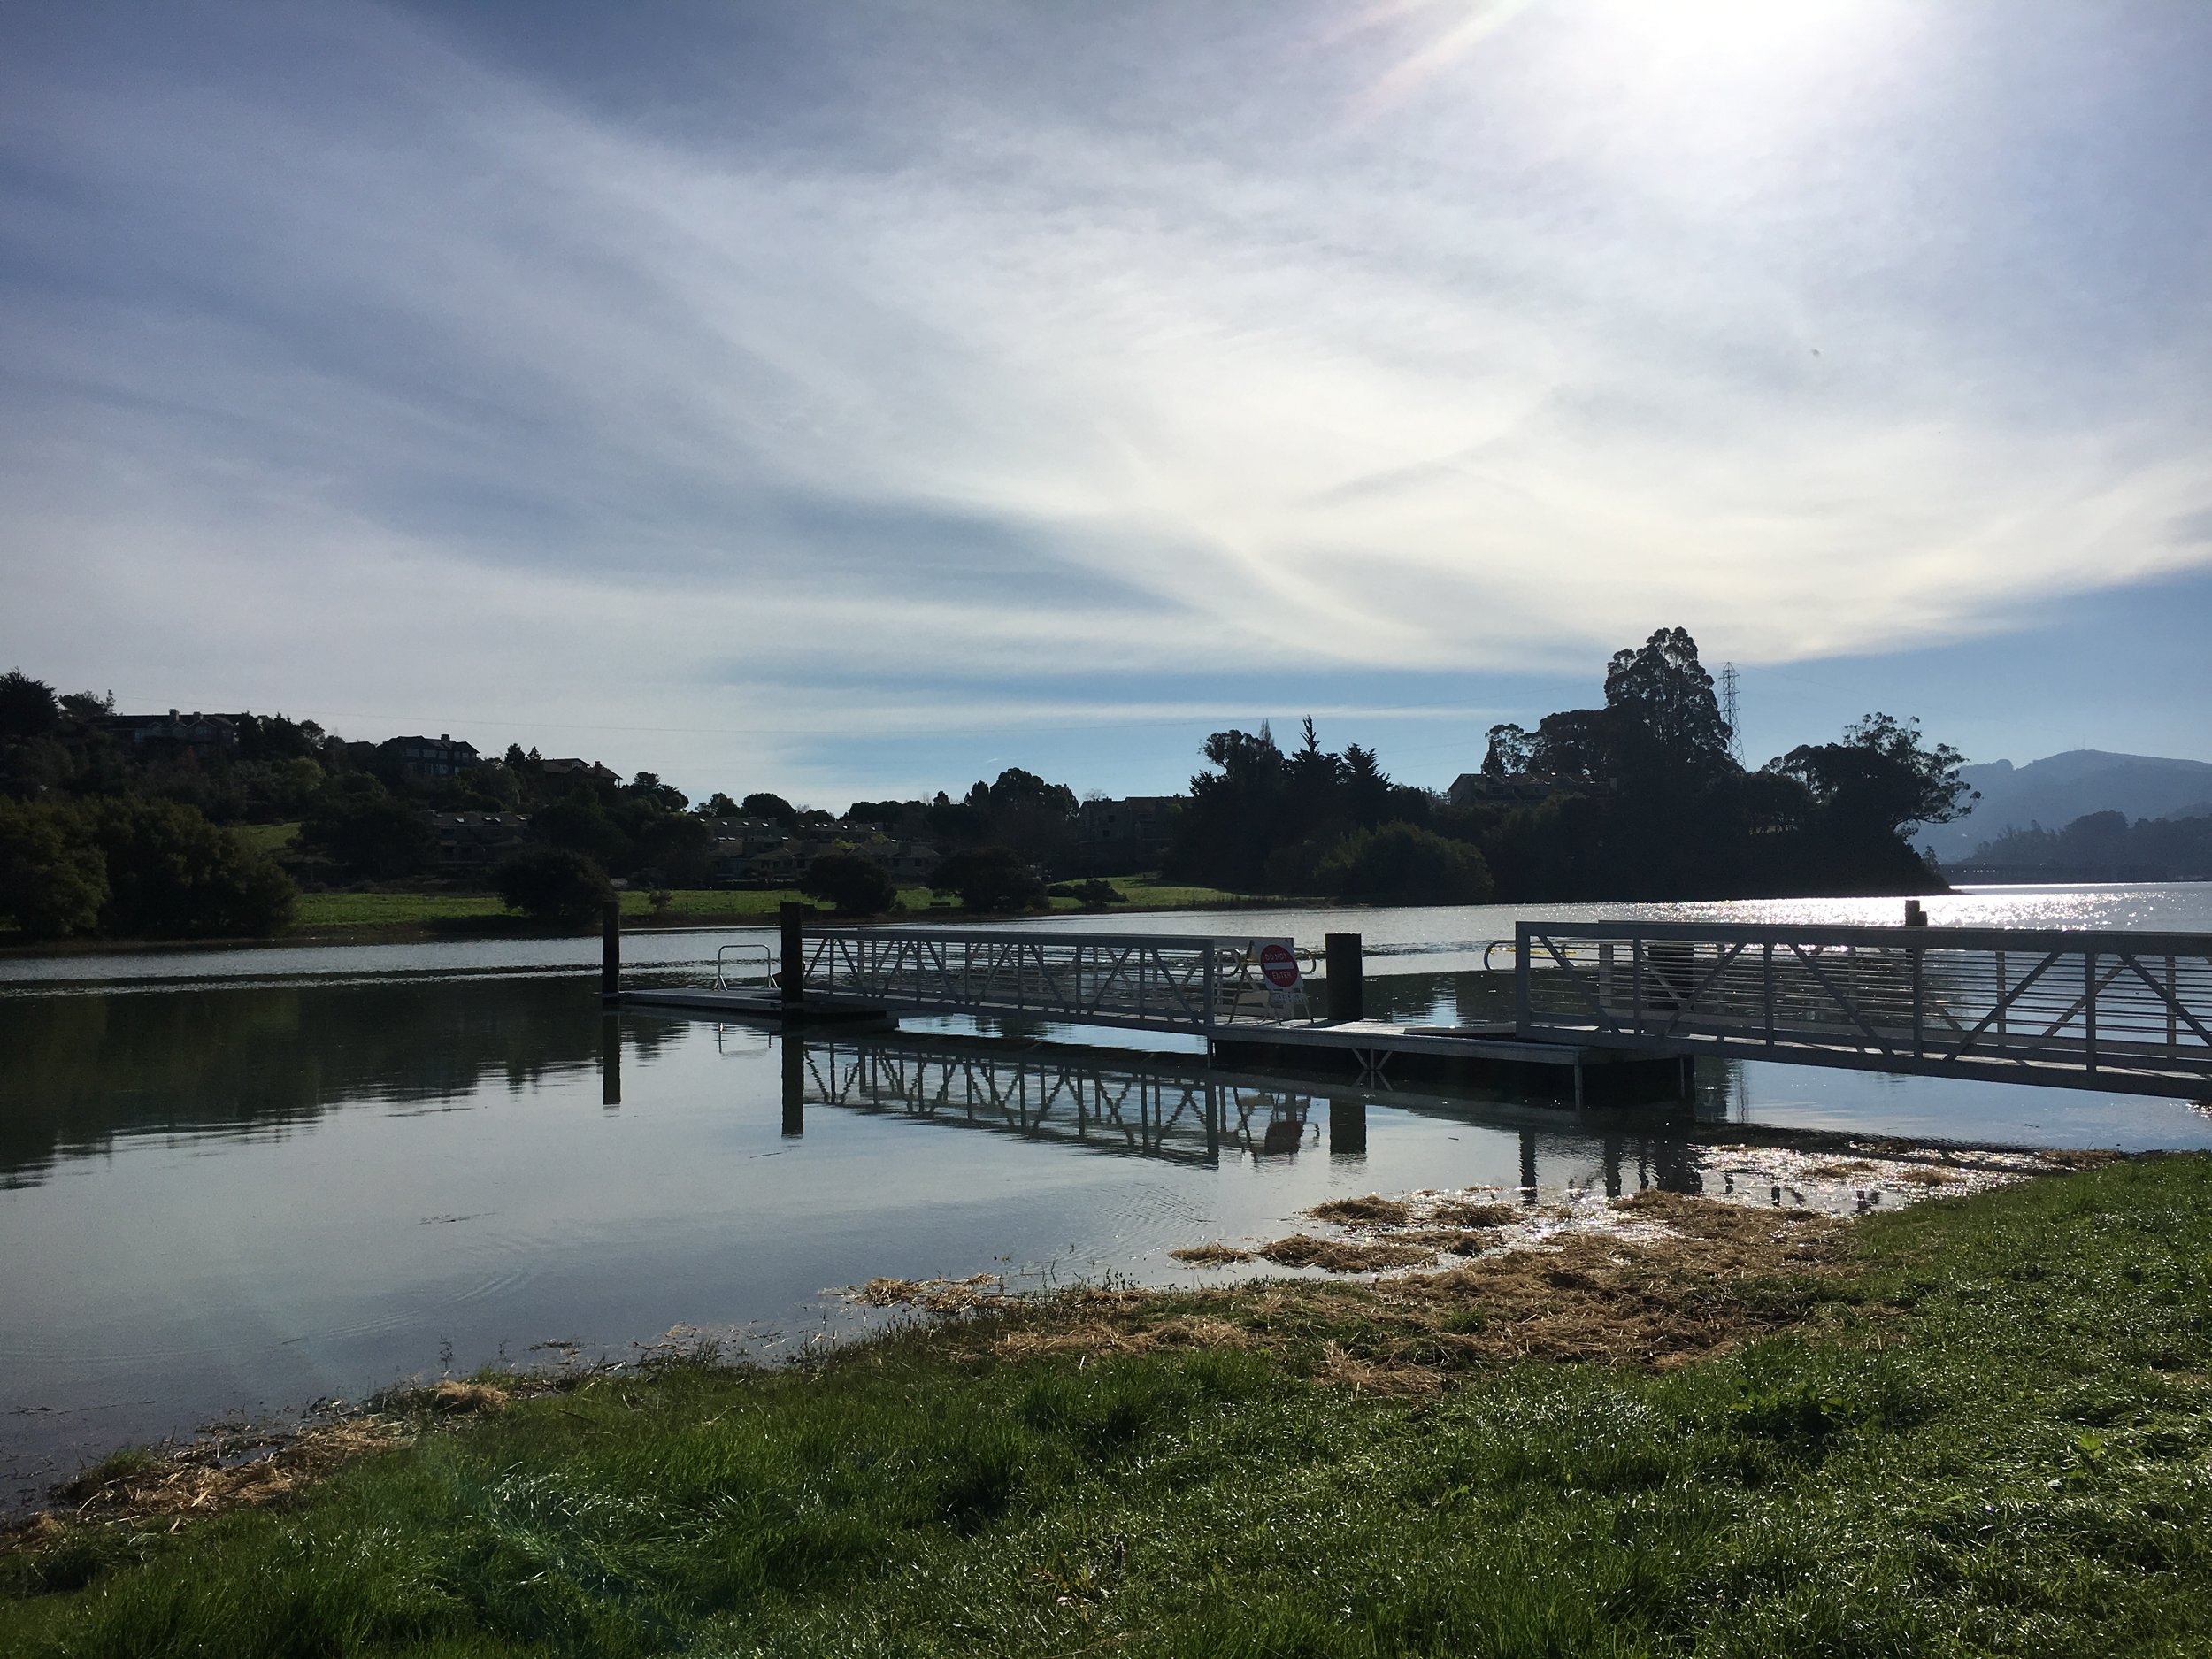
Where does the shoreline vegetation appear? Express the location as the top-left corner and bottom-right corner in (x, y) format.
(9, 1155), (2212, 1653)
(3, 627), (1980, 953)
(0, 878), (1270, 958)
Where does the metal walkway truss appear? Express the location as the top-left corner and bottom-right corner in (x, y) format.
(1515, 920), (2212, 1098)
(795, 927), (1309, 1032)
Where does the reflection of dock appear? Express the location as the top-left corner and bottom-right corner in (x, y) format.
(744, 1028), (1719, 1190)
(791, 1033), (1329, 1163)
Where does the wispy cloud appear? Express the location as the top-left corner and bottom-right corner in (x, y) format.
(4, 0), (2210, 792)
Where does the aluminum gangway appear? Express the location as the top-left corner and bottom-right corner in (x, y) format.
(787, 926), (1312, 1032)
(1513, 920), (2212, 1099)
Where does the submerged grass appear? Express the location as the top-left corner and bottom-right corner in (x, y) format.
(11, 1158), (2212, 1655)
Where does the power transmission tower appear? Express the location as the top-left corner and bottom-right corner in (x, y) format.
(1718, 663), (1741, 763)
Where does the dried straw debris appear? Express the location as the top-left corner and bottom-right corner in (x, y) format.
(841, 1273), (1009, 1312)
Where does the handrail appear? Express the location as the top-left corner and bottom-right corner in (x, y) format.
(713, 943), (773, 991)
(1511, 917), (2212, 1096)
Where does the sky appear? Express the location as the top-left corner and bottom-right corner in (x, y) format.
(4, 0), (2209, 810)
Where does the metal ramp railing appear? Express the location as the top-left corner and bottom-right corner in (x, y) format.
(1515, 919), (2212, 1097)
(796, 927), (1310, 1031)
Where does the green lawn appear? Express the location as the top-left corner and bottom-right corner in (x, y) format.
(9, 1157), (2212, 1655)
(234, 821), (300, 855)
(287, 877), (1259, 934)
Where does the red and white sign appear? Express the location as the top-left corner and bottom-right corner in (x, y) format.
(1258, 941), (1301, 989)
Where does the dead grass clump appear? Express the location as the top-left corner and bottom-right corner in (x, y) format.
(1308, 1194), (1413, 1227)
(970, 1193), (1851, 1391)
(1805, 1160), (1880, 1179)
(1258, 1235), (1440, 1273)
(1429, 1201), (1519, 1230)
(995, 1313), (1253, 1362)
(1895, 1166), (1961, 1187)
(2039, 1148), (2121, 1170)
(1611, 1187), (1832, 1243)
(1170, 1242), (1254, 1265)
(44, 1417), (411, 1532)
(429, 1379), (510, 1414)
(1397, 1229), (1502, 1257)
(845, 1274), (1007, 1311)
(1319, 1342), (1450, 1396)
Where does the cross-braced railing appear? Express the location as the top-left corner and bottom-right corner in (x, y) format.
(801, 1035), (1315, 1162)
(1515, 920), (2212, 1097)
(797, 928), (1306, 1031)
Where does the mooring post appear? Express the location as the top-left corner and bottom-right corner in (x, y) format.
(1327, 1094), (1367, 1156)
(1325, 933), (1364, 1024)
(780, 1035), (804, 1136)
(601, 897), (621, 1002)
(780, 901), (806, 1010)
(1904, 899), (1927, 926)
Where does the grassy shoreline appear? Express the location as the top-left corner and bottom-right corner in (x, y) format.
(9, 1156), (2212, 1654)
(0, 879), (1285, 959)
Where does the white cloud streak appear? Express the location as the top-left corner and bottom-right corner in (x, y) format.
(4, 0), (2210, 793)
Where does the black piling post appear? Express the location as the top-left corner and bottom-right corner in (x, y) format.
(780, 1036), (804, 1137)
(780, 901), (807, 1010)
(1327, 1094), (1367, 1156)
(1904, 899), (1927, 926)
(1325, 933), (1364, 1024)
(601, 897), (621, 1002)
(601, 1011), (621, 1109)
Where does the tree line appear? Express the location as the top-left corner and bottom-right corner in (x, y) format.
(1966, 809), (2212, 881)
(0, 626), (1976, 939)
(1161, 627), (1974, 903)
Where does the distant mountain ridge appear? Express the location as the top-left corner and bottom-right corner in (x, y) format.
(1920, 749), (2212, 859)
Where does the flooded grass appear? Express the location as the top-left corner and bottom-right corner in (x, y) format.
(9, 1156), (2212, 1654)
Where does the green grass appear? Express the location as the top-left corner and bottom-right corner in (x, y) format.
(10, 1157), (2212, 1654)
(286, 877), (1259, 935)
(234, 821), (301, 855)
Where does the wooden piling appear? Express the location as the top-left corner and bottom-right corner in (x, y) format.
(1326, 1094), (1367, 1156)
(1325, 933), (1364, 1023)
(780, 902), (806, 1009)
(601, 898), (621, 1001)
(780, 1035), (804, 1136)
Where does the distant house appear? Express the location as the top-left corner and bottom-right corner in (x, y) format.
(429, 811), (530, 871)
(1447, 772), (1588, 809)
(1074, 795), (1178, 872)
(698, 818), (795, 887)
(541, 757), (618, 784)
(848, 837), (939, 883)
(99, 709), (241, 751)
(380, 733), (480, 782)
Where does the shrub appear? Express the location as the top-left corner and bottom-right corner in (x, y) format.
(0, 798), (108, 938)
(929, 846), (1048, 913)
(78, 796), (296, 937)
(1312, 822), (1494, 905)
(801, 851), (899, 916)
(300, 782), (435, 879)
(493, 845), (613, 923)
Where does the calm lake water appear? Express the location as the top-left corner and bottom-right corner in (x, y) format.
(4, 886), (2210, 1504)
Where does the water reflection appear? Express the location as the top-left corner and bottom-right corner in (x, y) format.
(783, 1027), (1717, 1187)
(0, 977), (658, 1187)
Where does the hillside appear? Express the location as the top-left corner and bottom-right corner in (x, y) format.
(1920, 749), (2212, 859)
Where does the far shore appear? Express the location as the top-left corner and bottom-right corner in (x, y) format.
(0, 881), (1302, 963)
